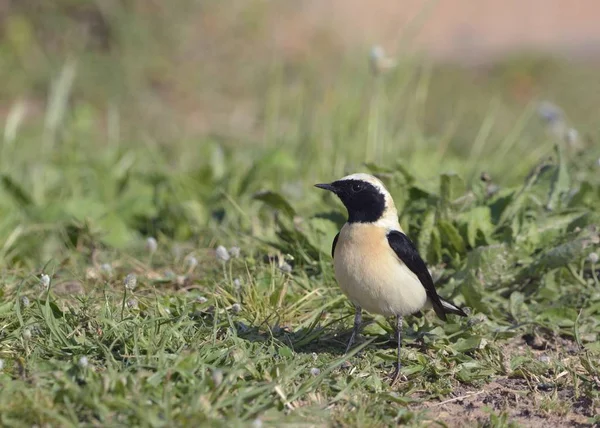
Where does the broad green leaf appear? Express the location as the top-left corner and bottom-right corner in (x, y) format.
(1, 174), (33, 207)
(460, 273), (486, 313)
(510, 355), (530, 371)
(182, 200), (208, 226)
(519, 228), (600, 280)
(63, 198), (106, 222)
(237, 148), (281, 196)
(312, 211), (346, 228)
(584, 341), (600, 352)
(525, 212), (584, 250)
(278, 346), (293, 358)
(440, 173), (466, 200)
(488, 188), (516, 224)
(417, 208), (436, 260)
(567, 212), (600, 232)
(453, 244), (516, 296)
(0, 301), (13, 315)
(237, 161), (261, 197)
(271, 216), (321, 263)
(546, 144), (570, 211)
(568, 181), (599, 208)
(459, 206), (494, 247)
(536, 307), (578, 328)
(210, 143), (226, 180)
(393, 162), (416, 185)
(498, 159), (552, 225)
(429, 228), (443, 263)
(528, 164), (556, 205)
(253, 190), (296, 219)
(362, 321), (388, 336)
(308, 216), (341, 256)
(409, 185), (436, 202)
(453, 337), (485, 352)
(509, 291), (526, 321)
(439, 173), (466, 216)
(97, 213), (134, 248)
(381, 392), (419, 404)
(438, 219), (466, 254)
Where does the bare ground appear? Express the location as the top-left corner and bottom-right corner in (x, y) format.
(417, 335), (599, 427)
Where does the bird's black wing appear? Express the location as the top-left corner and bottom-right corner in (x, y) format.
(331, 232), (339, 258)
(386, 230), (447, 320)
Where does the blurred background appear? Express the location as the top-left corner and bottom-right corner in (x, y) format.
(1, 0), (599, 256)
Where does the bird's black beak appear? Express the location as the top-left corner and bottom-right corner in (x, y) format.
(314, 183), (336, 193)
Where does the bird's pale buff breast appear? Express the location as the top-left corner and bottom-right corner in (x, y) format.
(333, 223), (428, 316)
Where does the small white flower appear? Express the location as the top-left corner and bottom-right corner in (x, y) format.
(100, 263), (113, 276)
(251, 419), (263, 428)
(0, 358), (4, 370)
(40, 274), (50, 290)
(124, 273), (137, 290)
(229, 246), (241, 258)
(211, 369), (223, 387)
(176, 275), (186, 286)
(20, 296), (30, 307)
(22, 328), (32, 341)
(215, 246), (230, 262)
(370, 45), (385, 62)
(233, 278), (242, 289)
(279, 262), (292, 273)
(565, 128), (579, 146)
(311, 352), (318, 361)
(146, 237), (158, 253)
(589, 252), (599, 264)
(196, 296), (208, 304)
(310, 367), (321, 376)
(127, 298), (139, 309)
(538, 355), (551, 364)
(537, 101), (563, 125)
(185, 256), (198, 270)
(231, 303), (242, 314)
(369, 44), (396, 75)
(78, 356), (89, 368)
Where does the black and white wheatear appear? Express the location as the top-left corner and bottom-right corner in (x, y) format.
(315, 173), (467, 384)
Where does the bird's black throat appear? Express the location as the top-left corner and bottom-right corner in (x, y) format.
(329, 179), (386, 223)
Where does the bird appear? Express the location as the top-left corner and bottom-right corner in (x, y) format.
(315, 173), (467, 384)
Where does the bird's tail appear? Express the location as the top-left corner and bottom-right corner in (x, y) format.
(440, 298), (468, 317)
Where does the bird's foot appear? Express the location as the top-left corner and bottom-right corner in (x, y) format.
(344, 335), (363, 355)
(388, 365), (408, 386)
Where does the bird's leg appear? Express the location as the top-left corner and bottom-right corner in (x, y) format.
(389, 314), (406, 385)
(344, 306), (362, 354)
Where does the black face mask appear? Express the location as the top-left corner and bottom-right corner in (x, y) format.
(315, 180), (385, 223)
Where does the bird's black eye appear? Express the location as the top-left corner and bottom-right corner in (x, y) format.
(351, 182), (363, 192)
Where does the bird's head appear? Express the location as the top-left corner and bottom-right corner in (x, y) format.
(315, 173), (399, 227)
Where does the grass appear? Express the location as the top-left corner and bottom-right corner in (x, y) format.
(1, 2), (600, 426)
